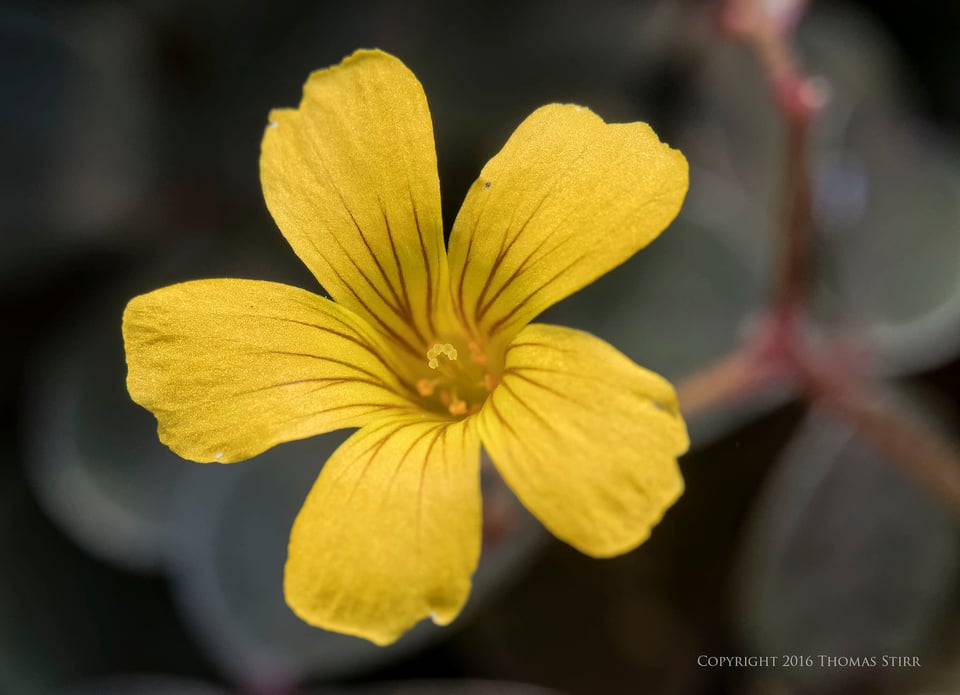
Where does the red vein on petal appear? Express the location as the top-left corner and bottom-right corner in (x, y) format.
(473, 183), (558, 324)
(417, 424), (448, 566)
(476, 232), (552, 324)
(325, 418), (402, 487)
(264, 349), (386, 375)
(409, 188), (437, 339)
(455, 232), (476, 330)
(484, 393), (521, 442)
(346, 424), (405, 504)
(232, 312), (418, 395)
(385, 424), (439, 498)
(267, 402), (402, 433)
(230, 376), (389, 398)
(503, 369), (570, 403)
(377, 195), (415, 320)
(486, 254), (584, 338)
(497, 377), (554, 431)
(324, 260), (423, 359)
(503, 340), (555, 353)
(289, 119), (421, 354)
(329, 221), (406, 321)
(470, 196), (523, 323)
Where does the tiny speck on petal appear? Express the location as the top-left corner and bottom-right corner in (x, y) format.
(483, 181), (491, 189)
(268, 121), (278, 129)
(215, 451), (224, 460)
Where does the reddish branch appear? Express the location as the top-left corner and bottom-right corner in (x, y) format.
(676, 0), (960, 514)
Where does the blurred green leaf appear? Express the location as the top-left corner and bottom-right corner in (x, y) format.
(165, 441), (545, 686)
(736, 400), (960, 691)
(544, 217), (770, 445)
(65, 675), (227, 695)
(24, 292), (186, 571)
(681, 4), (960, 377)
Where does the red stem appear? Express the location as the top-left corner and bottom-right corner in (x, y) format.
(677, 0), (960, 518)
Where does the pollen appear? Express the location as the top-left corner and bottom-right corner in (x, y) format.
(418, 339), (500, 418)
(426, 343), (458, 369)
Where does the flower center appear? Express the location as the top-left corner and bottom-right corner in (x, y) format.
(416, 340), (500, 418)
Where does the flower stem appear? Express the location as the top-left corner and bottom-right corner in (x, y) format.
(813, 378), (960, 514)
(674, 0), (960, 517)
(676, 347), (782, 420)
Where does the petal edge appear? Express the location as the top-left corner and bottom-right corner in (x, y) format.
(261, 50), (448, 357)
(284, 415), (482, 645)
(479, 323), (687, 557)
(123, 279), (413, 463)
(448, 104), (688, 341)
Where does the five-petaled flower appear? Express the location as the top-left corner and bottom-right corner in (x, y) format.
(123, 49), (690, 645)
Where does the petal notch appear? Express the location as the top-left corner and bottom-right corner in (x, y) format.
(261, 49), (448, 357)
(448, 104), (688, 342)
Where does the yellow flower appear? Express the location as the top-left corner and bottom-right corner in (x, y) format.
(123, 49), (690, 646)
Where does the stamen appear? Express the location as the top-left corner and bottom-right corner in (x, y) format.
(417, 378), (438, 396)
(426, 343), (458, 369)
(419, 341), (498, 418)
(468, 341), (488, 367)
(444, 386), (468, 416)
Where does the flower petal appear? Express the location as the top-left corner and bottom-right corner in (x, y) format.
(284, 415), (481, 645)
(261, 50), (447, 360)
(123, 279), (414, 463)
(478, 323), (688, 557)
(447, 104), (688, 343)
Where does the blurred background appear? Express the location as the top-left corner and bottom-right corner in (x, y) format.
(4, 1), (960, 694)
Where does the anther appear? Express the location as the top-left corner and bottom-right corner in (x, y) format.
(426, 343), (458, 370)
(468, 341), (488, 367)
(445, 387), (468, 416)
(417, 378), (438, 396)
(483, 373), (500, 392)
